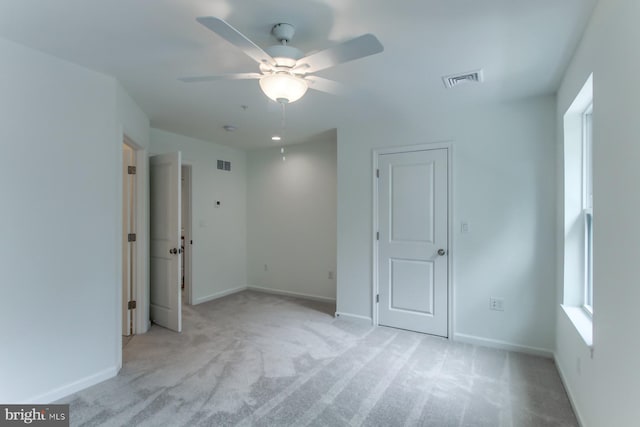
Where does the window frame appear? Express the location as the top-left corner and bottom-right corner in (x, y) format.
(582, 103), (593, 315)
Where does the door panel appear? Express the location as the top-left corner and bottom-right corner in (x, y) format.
(390, 258), (434, 314)
(378, 148), (448, 336)
(150, 152), (182, 333)
(391, 163), (434, 243)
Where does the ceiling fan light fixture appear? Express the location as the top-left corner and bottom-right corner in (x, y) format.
(259, 73), (308, 104)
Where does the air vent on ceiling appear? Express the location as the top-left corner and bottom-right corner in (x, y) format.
(442, 69), (484, 89)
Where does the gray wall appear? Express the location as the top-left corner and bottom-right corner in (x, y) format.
(0, 37), (150, 402)
(336, 95), (558, 353)
(555, 0), (640, 425)
(247, 138), (337, 302)
(150, 128), (248, 304)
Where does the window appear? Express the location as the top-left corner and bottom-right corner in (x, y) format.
(582, 104), (593, 314)
(562, 73), (593, 345)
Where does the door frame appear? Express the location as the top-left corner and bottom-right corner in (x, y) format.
(122, 143), (137, 337)
(372, 141), (454, 338)
(122, 134), (149, 336)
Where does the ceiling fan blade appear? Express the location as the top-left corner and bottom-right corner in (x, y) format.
(305, 76), (349, 96)
(296, 34), (383, 74)
(196, 17), (276, 67)
(178, 73), (262, 83)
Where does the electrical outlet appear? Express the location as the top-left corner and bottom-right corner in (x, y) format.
(328, 271), (334, 280)
(461, 221), (470, 233)
(489, 297), (504, 311)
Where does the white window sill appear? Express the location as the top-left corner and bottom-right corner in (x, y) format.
(561, 305), (593, 348)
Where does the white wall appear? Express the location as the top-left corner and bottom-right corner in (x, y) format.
(337, 95), (557, 353)
(0, 37), (150, 402)
(150, 129), (247, 303)
(555, 1), (640, 425)
(117, 84), (150, 150)
(247, 138), (337, 302)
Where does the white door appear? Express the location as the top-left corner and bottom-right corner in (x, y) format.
(181, 165), (192, 305)
(377, 148), (448, 337)
(150, 152), (182, 332)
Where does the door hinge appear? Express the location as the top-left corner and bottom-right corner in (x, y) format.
(128, 233), (136, 242)
(376, 169), (379, 178)
(128, 166), (137, 175)
(376, 231), (379, 241)
(376, 294), (379, 303)
(128, 300), (137, 310)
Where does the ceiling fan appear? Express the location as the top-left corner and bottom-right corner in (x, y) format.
(179, 17), (384, 104)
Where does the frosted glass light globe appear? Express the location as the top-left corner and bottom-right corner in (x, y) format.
(259, 73), (308, 104)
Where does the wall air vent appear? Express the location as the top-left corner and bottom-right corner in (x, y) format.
(442, 69), (484, 89)
(217, 160), (231, 171)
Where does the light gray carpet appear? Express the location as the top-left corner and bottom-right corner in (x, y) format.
(61, 291), (577, 426)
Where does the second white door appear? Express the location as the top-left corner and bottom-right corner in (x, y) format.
(150, 152), (182, 333)
(377, 148), (448, 337)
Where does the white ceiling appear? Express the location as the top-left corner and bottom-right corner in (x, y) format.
(0, 0), (597, 149)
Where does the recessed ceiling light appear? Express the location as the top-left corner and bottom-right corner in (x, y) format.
(272, 136), (281, 141)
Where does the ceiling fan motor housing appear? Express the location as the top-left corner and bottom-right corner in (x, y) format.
(264, 44), (304, 68)
(265, 23), (302, 68)
(271, 23), (295, 43)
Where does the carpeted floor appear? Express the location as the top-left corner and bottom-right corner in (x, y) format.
(61, 290), (577, 426)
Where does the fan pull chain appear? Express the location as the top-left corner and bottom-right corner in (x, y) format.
(280, 103), (287, 161)
(280, 102), (286, 130)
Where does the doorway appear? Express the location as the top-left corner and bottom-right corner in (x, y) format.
(373, 145), (451, 337)
(122, 142), (137, 337)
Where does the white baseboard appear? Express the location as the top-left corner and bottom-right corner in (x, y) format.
(247, 286), (336, 304)
(453, 333), (553, 358)
(554, 354), (586, 427)
(26, 366), (118, 404)
(335, 311), (373, 325)
(193, 286), (247, 305)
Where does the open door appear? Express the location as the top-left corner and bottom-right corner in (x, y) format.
(150, 152), (182, 332)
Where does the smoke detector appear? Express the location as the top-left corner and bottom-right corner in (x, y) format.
(442, 69), (484, 89)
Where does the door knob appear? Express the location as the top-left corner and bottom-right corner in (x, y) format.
(170, 248), (178, 255)
(437, 249), (446, 256)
